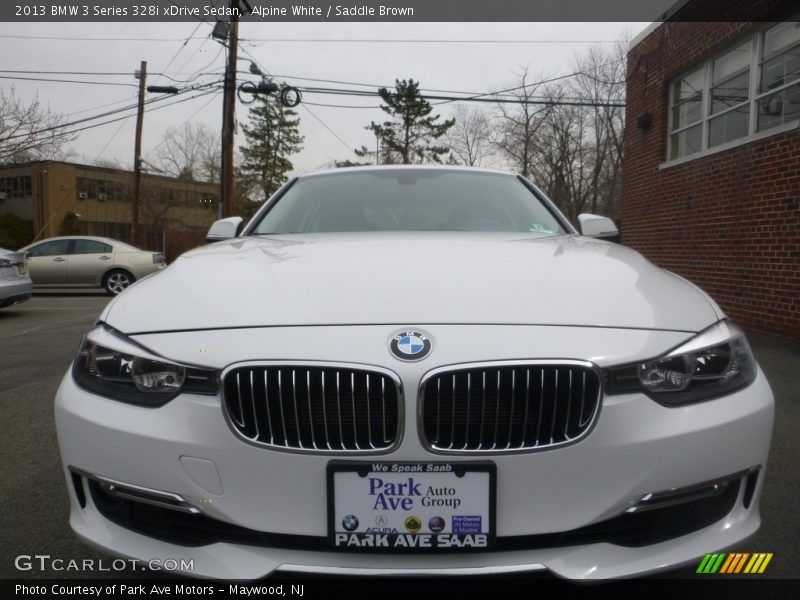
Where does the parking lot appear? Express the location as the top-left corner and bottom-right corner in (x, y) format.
(1, 292), (798, 580)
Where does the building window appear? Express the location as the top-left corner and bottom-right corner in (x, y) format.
(758, 21), (800, 130)
(668, 19), (800, 160)
(0, 176), (33, 198)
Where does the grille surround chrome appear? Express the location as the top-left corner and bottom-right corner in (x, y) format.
(221, 361), (404, 455)
(418, 360), (603, 455)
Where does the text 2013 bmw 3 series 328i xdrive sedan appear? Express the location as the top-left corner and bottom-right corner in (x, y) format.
(55, 166), (774, 580)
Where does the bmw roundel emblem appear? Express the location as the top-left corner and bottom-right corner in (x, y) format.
(389, 329), (433, 361)
(342, 515), (359, 531)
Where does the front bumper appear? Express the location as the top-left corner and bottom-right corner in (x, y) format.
(55, 334), (774, 582)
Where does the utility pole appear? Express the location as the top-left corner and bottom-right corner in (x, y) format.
(219, 0), (239, 219)
(132, 60), (147, 246)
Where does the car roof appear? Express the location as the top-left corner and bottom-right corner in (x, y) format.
(297, 164), (519, 181)
(22, 236), (140, 250)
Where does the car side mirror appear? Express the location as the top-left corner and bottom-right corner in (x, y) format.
(577, 214), (620, 243)
(206, 216), (244, 243)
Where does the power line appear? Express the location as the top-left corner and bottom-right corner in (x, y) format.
(174, 44), (225, 85)
(0, 70), (180, 76)
(0, 34), (623, 44)
(242, 38), (622, 44)
(237, 46), (360, 157)
(142, 91), (221, 163)
(1, 81), (223, 143)
(429, 57), (627, 106)
(0, 69), (219, 84)
(262, 72), (525, 98)
(0, 75), (138, 87)
(0, 89), (222, 160)
(153, 2), (218, 85)
(301, 104), (359, 155)
(303, 101), (381, 109)
(94, 110), (137, 162)
(235, 54), (626, 107)
(291, 85), (624, 108)
(0, 35), (202, 42)
(64, 95), (139, 118)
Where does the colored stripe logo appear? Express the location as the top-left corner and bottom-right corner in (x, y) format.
(696, 553), (773, 574)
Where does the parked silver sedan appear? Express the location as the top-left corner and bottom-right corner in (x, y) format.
(0, 247), (32, 307)
(19, 236), (165, 295)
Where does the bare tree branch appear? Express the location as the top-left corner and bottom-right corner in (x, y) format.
(156, 122), (221, 183)
(0, 86), (75, 163)
(444, 104), (494, 167)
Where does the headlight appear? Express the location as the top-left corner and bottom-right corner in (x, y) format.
(607, 320), (757, 405)
(72, 325), (218, 406)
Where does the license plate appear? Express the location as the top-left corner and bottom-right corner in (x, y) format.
(327, 461), (495, 551)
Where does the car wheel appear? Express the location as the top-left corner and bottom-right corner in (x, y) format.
(103, 269), (134, 296)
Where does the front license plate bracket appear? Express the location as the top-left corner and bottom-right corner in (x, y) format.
(327, 461), (496, 552)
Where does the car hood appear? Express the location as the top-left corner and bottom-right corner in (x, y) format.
(102, 233), (722, 334)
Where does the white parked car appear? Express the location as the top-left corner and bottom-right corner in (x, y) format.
(0, 247), (32, 308)
(55, 167), (774, 580)
(20, 236), (165, 295)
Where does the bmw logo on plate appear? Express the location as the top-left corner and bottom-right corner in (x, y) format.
(389, 329), (433, 361)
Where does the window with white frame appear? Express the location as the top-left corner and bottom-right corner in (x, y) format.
(668, 19), (800, 160)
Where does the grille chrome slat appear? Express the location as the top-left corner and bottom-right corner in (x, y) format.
(421, 362), (601, 454)
(463, 372), (471, 450)
(520, 368), (531, 449)
(249, 371), (259, 440)
(448, 374), (456, 450)
(551, 369), (559, 444)
(381, 377), (388, 444)
(291, 370), (302, 449)
(350, 372), (359, 450)
(232, 372), (245, 428)
(565, 369), (573, 440)
(366, 373), (373, 449)
(321, 371), (331, 450)
(277, 370), (288, 447)
(535, 369), (545, 447)
(264, 369), (274, 445)
(506, 369), (515, 449)
(223, 364), (400, 453)
(306, 370), (317, 450)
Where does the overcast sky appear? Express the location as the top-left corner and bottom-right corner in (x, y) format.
(1, 21), (649, 175)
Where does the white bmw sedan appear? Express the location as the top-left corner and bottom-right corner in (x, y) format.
(55, 166), (774, 580)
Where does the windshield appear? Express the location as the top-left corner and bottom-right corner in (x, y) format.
(250, 169), (567, 235)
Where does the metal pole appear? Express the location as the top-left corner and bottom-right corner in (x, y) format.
(220, 2), (239, 218)
(132, 60), (146, 246)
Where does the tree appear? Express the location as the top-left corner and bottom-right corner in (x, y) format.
(529, 84), (593, 222)
(156, 122), (220, 182)
(0, 213), (34, 248)
(570, 43), (627, 218)
(356, 79), (454, 164)
(0, 87), (74, 164)
(444, 104), (492, 167)
(239, 80), (304, 203)
(491, 46), (627, 222)
(490, 69), (552, 178)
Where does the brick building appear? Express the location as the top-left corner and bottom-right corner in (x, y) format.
(0, 161), (219, 259)
(622, 1), (800, 338)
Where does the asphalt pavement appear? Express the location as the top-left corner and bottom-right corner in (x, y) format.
(0, 292), (798, 581)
